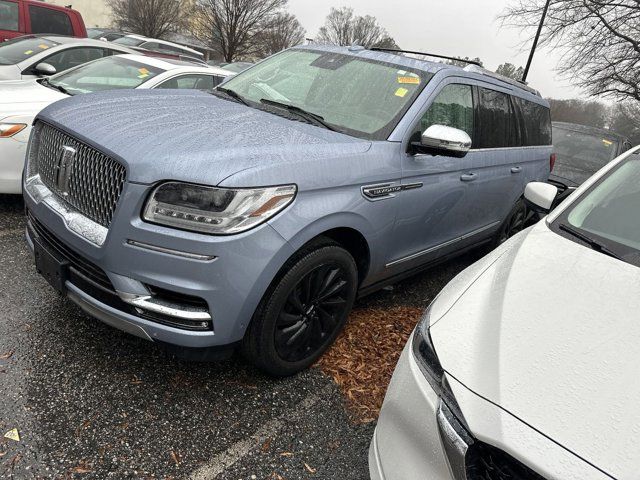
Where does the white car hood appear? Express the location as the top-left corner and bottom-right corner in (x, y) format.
(0, 79), (66, 115)
(431, 220), (640, 479)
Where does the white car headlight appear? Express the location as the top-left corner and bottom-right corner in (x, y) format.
(143, 182), (297, 235)
(0, 123), (27, 138)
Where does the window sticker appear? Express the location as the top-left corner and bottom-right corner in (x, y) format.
(395, 87), (409, 98)
(137, 67), (150, 79)
(398, 76), (420, 85)
(24, 50), (34, 55)
(603, 139), (613, 146)
(38, 44), (49, 50)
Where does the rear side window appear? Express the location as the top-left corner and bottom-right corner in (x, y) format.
(0, 0), (18, 31)
(418, 84), (474, 139)
(156, 74), (220, 90)
(29, 5), (73, 36)
(477, 88), (517, 148)
(512, 97), (552, 146)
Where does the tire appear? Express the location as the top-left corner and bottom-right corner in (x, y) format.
(493, 199), (527, 247)
(242, 239), (358, 377)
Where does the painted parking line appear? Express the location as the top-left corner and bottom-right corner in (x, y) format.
(190, 384), (333, 480)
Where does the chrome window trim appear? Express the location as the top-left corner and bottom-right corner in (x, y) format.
(24, 175), (108, 246)
(386, 221), (500, 268)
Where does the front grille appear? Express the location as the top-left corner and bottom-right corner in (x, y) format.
(32, 123), (126, 227)
(466, 442), (546, 480)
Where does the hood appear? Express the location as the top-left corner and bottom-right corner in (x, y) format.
(0, 79), (66, 116)
(430, 221), (640, 479)
(36, 89), (370, 186)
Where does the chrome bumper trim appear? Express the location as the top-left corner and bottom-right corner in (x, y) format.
(125, 239), (217, 261)
(24, 175), (108, 246)
(437, 401), (473, 480)
(116, 291), (212, 322)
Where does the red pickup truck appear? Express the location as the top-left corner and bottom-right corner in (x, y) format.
(0, 0), (86, 41)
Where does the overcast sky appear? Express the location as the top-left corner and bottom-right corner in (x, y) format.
(288, 0), (581, 100)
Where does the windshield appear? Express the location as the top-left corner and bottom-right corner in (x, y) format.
(0, 37), (59, 65)
(554, 152), (640, 265)
(113, 36), (145, 47)
(221, 49), (431, 140)
(553, 125), (621, 184)
(48, 56), (164, 95)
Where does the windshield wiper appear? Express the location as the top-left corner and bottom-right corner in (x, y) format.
(41, 78), (70, 95)
(215, 86), (249, 106)
(559, 223), (623, 260)
(259, 98), (336, 132)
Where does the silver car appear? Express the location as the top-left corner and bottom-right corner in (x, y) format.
(0, 34), (136, 80)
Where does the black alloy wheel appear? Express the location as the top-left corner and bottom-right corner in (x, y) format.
(497, 201), (527, 245)
(242, 239), (358, 377)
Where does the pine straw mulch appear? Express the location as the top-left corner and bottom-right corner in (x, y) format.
(315, 306), (424, 424)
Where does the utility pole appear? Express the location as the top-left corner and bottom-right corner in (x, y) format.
(522, 0), (552, 82)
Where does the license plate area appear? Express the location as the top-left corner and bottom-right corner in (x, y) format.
(34, 239), (69, 294)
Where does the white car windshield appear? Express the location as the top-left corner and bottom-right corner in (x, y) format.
(220, 49), (431, 140)
(0, 37), (59, 65)
(48, 56), (165, 95)
(555, 152), (640, 264)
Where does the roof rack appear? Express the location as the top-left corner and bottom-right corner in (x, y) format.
(369, 47), (483, 67)
(463, 64), (540, 96)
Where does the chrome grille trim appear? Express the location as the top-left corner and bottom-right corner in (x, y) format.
(30, 122), (126, 228)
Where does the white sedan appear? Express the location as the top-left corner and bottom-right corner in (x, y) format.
(0, 54), (232, 193)
(371, 145), (640, 480)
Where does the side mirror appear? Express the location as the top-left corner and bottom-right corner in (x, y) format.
(412, 125), (472, 158)
(34, 62), (57, 76)
(524, 182), (558, 214)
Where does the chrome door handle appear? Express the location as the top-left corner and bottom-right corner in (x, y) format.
(460, 173), (477, 182)
(511, 166), (522, 173)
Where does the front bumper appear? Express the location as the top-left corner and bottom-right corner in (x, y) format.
(369, 341), (454, 480)
(24, 180), (295, 349)
(0, 134), (28, 194)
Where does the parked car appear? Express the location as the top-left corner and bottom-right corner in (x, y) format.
(0, 35), (137, 80)
(23, 45), (553, 376)
(221, 61), (254, 73)
(113, 34), (205, 62)
(370, 144), (640, 480)
(550, 121), (633, 204)
(87, 28), (129, 42)
(0, 54), (231, 194)
(0, 0), (86, 41)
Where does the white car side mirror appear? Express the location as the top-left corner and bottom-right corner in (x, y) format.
(524, 182), (558, 214)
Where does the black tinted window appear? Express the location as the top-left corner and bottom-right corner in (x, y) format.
(478, 88), (516, 148)
(29, 5), (73, 35)
(157, 74), (219, 90)
(418, 84), (474, 139)
(0, 0), (18, 31)
(513, 97), (552, 146)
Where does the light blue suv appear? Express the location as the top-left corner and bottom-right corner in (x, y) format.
(23, 45), (553, 375)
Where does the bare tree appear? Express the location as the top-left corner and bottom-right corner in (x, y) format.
(255, 12), (305, 58)
(610, 103), (640, 145)
(193, 0), (287, 62)
(495, 62), (524, 81)
(445, 57), (483, 68)
(109, 0), (188, 38)
(316, 7), (399, 49)
(547, 98), (610, 128)
(501, 0), (640, 102)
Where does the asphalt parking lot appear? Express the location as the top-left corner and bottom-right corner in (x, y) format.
(0, 194), (479, 480)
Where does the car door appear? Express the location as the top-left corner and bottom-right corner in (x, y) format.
(154, 74), (223, 90)
(22, 46), (109, 78)
(0, 0), (22, 41)
(389, 80), (486, 271)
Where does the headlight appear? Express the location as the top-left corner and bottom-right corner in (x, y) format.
(413, 302), (467, 425)
(143, 182), (297, 235)
(0, 123), (27, 138)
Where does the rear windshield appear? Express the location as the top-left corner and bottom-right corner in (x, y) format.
(113, 36), (146, 47)
(0, 37), (59, 65)
(553, 125), (621, 182)
(221, 49), (432, 140)
(48, 56), (165, 95)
